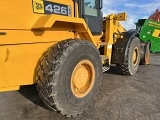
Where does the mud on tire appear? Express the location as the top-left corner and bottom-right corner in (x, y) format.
(36, 39), (102, 117)
(117, 37), (141, 75)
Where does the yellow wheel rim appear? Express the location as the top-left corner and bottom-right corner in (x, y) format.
(132, 47), (139, 66)
(71, 60), (95, 98)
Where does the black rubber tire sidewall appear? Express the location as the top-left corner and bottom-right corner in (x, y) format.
(53, 41), (102, 114)
(127, 37), (140, 75)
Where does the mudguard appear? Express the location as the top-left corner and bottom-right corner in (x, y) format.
(112, 29), (139, 64)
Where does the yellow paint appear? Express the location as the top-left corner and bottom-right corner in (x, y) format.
(117, 12), (127, 21)
(152, 29), (160, 38)
(106, 46), (113, 64)
(0, 0), (127, 92)
(104, 13), (126, 64)
(71, 60), (95, 98)
(0, 42), (57, 90)
(33, 0), (44, 14)
(0, 86), (20, 92)
(132, 47), (139, 66)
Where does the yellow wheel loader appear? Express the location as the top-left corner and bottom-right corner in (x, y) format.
(0, 0), (150, 117)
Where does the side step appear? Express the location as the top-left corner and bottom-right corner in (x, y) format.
(99, 42), (108, 46)
(101, 55), (108, 61)
(101, 55), (110, 72)
(102, 66), (110, 72)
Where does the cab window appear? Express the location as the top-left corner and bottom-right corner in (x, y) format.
(84, 0), (98, 16)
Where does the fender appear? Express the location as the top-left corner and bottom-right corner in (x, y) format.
(112, 29), (139, 64)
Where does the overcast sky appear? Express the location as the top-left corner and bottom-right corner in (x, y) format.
(102, 0), (160, 30)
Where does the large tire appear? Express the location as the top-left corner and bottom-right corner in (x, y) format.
(117, 37), (140, 75)
(36, 39), (102, 117)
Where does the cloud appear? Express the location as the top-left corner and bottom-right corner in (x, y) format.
(142, 16), (149, 19)
(121, 15), (137, 30)
(103, 9), (120, 16)
(102, 0), (160, 30)
(102, 2), (137, 30)
(125, 2), (160, 14)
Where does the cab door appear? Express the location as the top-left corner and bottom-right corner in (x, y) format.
(78, 0), (103, 35)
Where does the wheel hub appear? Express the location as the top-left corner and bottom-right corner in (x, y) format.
(71, 60), (95, 98)
(132, 47), (139, 66)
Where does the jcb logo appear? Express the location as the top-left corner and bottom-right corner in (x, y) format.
(34, 1), (43, 10)
(33, 0), (44, 13)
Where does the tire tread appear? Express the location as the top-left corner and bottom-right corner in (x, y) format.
(36, 39), (100, 117)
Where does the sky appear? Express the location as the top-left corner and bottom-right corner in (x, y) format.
(102, 0), (160, 30)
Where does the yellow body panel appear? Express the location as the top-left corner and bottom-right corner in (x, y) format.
(0, 0), (73, 29)
(103, 13), (126, 62)
(0, 30), (76, 91)
(0, 0), (96, 91)
(0, 0), (127, 92)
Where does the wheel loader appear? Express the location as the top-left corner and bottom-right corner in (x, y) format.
(0, 0), (150, 117)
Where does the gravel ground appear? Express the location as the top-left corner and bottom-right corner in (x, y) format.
(0, 54), (160, 120)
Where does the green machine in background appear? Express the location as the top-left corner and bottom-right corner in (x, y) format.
(136, 19), (160, 53)
(136, 9), (160, 53)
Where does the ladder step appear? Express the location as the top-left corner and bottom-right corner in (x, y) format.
(99, 42), (108, 46)
(102, 66), (110, 72)
(101, 55), (108, 61)
(101, 55), (110, 72)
